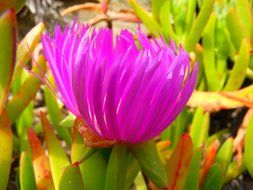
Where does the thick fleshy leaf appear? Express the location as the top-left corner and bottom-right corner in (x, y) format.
(71, 118), (107, 190)
(128, 0), (163, 36)
(215, 20), (234, 58)
(12, 22), (45, 92)
(28, 128), (54, 190)
(188, 85), (253, 112)
(0, 109), (13, 190)
(166, 134), (193, 190)
(184, 0), (215, 51)
(41, 112), (70, 190)
(185, 148), (202, 190)
(235, 0), (252, 39)
(151, 0), (163, 22)
(202, 14), (221, 91)
(16, 22), (45, 67)
(0, 9), (16, 113)
(16, 101), (33, 136)
(215, 137), (233, 176)
(60, 114), (75, 128)
(58, 164), (85, 190)
(184, 0), (197, 35)
(19, 151), (37, 190)
(44, 74), (71, 145)
(105, 144), (127, 190)
(7, 54), (47, 123)
(224, 160), (246, 184)
(225, 8), (245, 50)
(206, 129), (229, 146)
(202, 164), (222, 190)
(190, 108), (210, 148)
(159, 0), (179, 43)
(224, 39), (250, 91)
(245, 116), (253, 178)
(216, 57), (227, 89)
(130, 140), (167, 189)
(170, 0), (188, 38)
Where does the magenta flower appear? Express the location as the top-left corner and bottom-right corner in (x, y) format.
(42, 22), (197, 144)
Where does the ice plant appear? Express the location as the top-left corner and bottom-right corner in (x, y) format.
(41, 22), (197, 144)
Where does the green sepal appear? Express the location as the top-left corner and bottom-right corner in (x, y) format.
(129, 140), (167, 188)
(71, 118), (107, 190)
(105, 144), (127, 190)
(59, 164), (85, 190)
(125, 153), (141, 190)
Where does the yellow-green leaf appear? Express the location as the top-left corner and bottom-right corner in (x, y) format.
(184, 0), (215, 51)
(225, 8), (245, 50)
(202, 14), (221, 91)
(245, 116), (253, 178)
(0, 109), (13, 190)
(235, 0), (252, 41)
(7, 54), (47, 123)
(12, 22), (45, 92)
(19, 151), (37, 190)
(41, 112), (70, 190)
(0, 9), (16, 113)
(44, 74), (71, 145)
(190, 108), (210, 148)
(128, 0), (162, 36)
(215, 137), (234, 176)
(224, 39), (250, 91)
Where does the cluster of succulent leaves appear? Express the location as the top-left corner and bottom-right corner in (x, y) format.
(0, 0), (253, 190)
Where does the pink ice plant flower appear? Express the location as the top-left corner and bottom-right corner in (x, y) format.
(41, 22), (198, 143)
